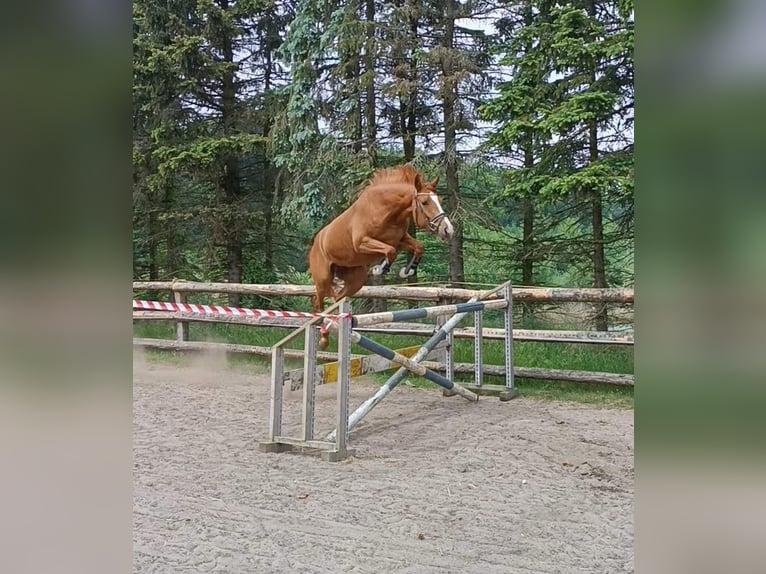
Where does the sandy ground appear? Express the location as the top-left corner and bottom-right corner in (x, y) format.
(134, 350), (634, 573)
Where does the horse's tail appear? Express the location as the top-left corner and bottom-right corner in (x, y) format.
(306, 233), (317, 275)
(307, 222), (322, 251)
(307, 226), (327, 278)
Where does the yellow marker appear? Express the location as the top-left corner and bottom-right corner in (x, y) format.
(389, 345), (421, 368)
(319, 345), (422, 385)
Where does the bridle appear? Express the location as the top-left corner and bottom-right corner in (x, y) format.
(413, 191), (447, 232)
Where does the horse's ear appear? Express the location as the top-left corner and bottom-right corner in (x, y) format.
(430, 176), (440, 188)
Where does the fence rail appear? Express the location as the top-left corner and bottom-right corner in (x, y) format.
(134, 311), (632, 345)
(132, 280), (634, 387)
(133, 280), (634, 303)
(133, 338), (634, 387)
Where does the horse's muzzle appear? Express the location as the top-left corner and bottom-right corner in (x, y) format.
(437, 217), (454, 240)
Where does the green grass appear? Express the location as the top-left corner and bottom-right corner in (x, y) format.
(134, 320), (633, 408)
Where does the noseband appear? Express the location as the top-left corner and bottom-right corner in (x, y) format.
(413, 192), (446, 232)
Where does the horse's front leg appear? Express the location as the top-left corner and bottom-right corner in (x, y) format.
(396, 233), (425, 279)
(356, 237), (397, 276)
(371, 259), (391, 276)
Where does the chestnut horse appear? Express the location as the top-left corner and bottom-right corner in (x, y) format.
(308, 164), (454, 347)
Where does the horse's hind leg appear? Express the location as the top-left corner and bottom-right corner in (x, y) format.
(332, 265), (352, 294)
(335, 266), (369, 301)
(310, 273), (333, 313)
(311, 275), (335, 348)
(308, 243), (336, 348)
(313, 277), (334, 349)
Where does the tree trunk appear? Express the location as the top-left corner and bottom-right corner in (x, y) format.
(588, 0), (608, 331)
(349, 45), (363, 153)
(518, 0), (539, 325)
(445, 162), (465, 285)
(221, 1), (243, 306)
(590, 144), (608, 330)
(363, 0), (387, 312)
(341, 3), (363, 153)
(521, 146), (535, 287)
(261, 22), (278, 281)
(521, 143), (535, 324)
(147, 209), (158, 281)
(442, 0), (465, 284)
(391, 0), (421, 289)
(163, 186), (182, 279)
(403, 0), (419, 288)
(520, 0), (536, 292)
(222, 156), (243, 307)
(260, 150), (275, 280)
(364, 0), (377, 165)
(400, 0), (418, 163)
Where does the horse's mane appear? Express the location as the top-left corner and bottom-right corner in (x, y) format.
(367, 164), (423, 187)
(355, 164), (425, 199)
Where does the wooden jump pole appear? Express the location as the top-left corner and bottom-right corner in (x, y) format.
(351, 298), (508, 328)
(345, 329), (479, 402)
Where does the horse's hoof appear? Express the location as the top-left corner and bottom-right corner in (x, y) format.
(399, 267), (415, 279)
(371, 265), (384, 276)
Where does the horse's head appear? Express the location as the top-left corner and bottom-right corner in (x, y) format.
(412, 176), (454, 240)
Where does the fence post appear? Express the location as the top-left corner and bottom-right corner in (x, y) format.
(323, 299), (354, 462)
(172, 289), (189, 342)
(257, 346), (291, 453)
(501, 282), (518, 401)
(435, 296), (455, 383)
(302, 324), (318, 441)
(473, 309), (483, 388)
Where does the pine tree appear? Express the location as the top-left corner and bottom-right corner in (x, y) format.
(482, 0), (633, 328)
(426, 0), (494, 284)
(133, 0), (290, 304)
(133, 0), (200, 281)
(274, 0), (376, 221)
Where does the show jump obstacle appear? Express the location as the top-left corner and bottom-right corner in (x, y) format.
(132, 280), (517, 461)
(257, 280), (516, 462)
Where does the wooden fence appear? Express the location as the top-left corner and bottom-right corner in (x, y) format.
(132, 280), (634, 387)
